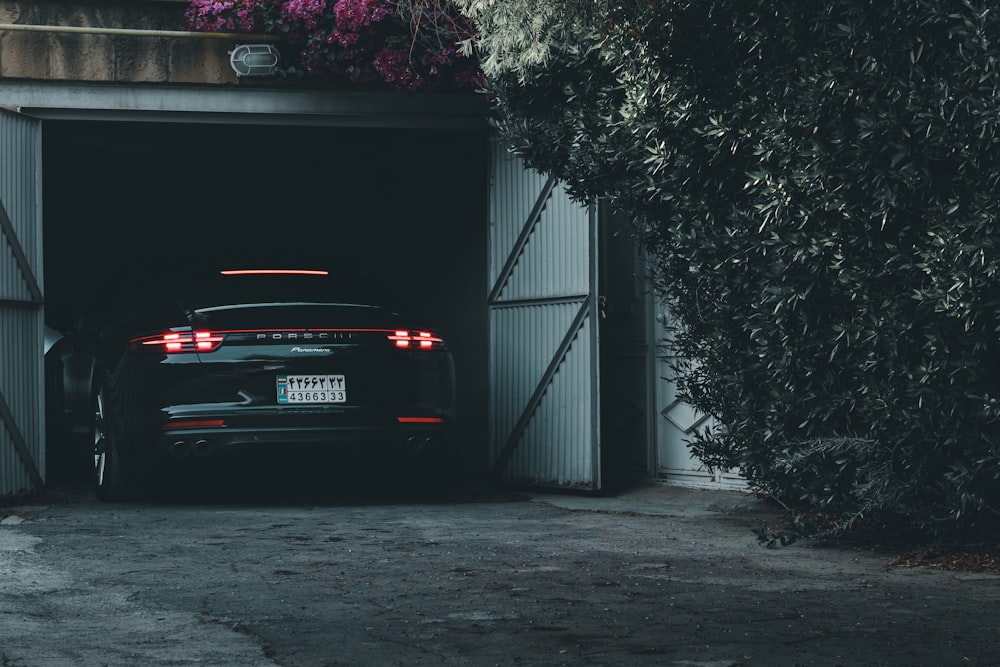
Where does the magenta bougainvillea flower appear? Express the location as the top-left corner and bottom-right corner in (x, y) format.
(186, 0), (277, 33)
(184, 0), (481, 92)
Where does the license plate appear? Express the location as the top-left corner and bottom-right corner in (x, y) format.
(277, 375), (347, 404)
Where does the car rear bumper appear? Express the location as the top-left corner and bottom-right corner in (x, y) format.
(155, 422), (454, 461)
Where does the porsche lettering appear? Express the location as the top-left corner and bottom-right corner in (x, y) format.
(256, 332), (354, 340)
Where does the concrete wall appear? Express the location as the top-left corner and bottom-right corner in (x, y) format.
(0, 0), (239, 84)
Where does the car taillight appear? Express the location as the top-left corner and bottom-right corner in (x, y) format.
(387, 330), (444, 350)
(131, 330), (225, 353)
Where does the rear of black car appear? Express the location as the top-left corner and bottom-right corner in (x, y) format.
(86, 268), (456, 500)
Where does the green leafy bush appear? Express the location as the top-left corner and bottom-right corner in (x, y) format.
(482, 0), (1000, 540)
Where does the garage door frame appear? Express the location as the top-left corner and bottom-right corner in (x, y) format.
(0, 83), (489, 495)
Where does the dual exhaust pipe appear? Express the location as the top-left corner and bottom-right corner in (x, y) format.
(406, 435), (435, 455)
(169, 439), (214, 459)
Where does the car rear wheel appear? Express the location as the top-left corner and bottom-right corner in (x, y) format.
(93, 386), (132, 502)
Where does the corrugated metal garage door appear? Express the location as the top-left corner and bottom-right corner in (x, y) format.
(488, 141), (601, 490)
(0, 109), (45, 495)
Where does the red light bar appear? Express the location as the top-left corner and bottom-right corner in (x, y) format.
(397, 417), (445, 424)
(164, 419), (225, 429)
(220, 269), (329, 276)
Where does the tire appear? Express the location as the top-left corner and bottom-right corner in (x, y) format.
(93, 385), (134, 502)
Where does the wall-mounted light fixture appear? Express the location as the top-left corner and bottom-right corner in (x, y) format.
(229, 44), (280, 77)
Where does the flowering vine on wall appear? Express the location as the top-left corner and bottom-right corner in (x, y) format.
(185, 0), (481, 92)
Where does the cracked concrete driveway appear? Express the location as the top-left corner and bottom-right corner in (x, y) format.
(1, 474), (999, 666)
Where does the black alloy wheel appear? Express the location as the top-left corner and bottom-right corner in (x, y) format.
(92, 385), (130, 502)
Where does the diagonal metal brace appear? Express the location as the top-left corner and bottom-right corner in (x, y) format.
(488, 175), (557, 305)
(0, 199), (43, 304)
(491, 297), (591, 477)
(0, 388), (44, 489)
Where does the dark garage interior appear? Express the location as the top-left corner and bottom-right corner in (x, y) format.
(40, 119), (491, 482)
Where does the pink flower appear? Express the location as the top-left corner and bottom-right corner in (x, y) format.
(186, 0), (481, 91)
(280, 0), (328, 29)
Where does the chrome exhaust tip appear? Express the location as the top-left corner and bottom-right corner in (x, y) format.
(192, 439), (213, 458)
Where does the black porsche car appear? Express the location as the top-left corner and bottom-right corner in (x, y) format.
(45, 266), (457, 501)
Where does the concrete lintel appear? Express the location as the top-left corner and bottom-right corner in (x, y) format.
(1, 80), (490, 129)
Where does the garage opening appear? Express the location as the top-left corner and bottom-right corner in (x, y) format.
(16, 111), (734, 496)
(41, 119), (490, 482)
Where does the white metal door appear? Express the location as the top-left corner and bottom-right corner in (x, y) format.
(0, 108), (45, 494)
(488, 141), (601, 489)
(653, 303), (744, 489)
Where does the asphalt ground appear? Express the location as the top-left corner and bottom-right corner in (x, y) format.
(1, 470), (998, 666)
